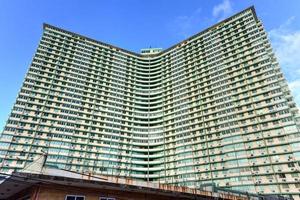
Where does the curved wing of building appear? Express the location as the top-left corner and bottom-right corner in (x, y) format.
(1, 6), (300, 198)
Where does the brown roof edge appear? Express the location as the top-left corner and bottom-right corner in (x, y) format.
(11, 172), (249, 200)
(42, 6), (257, 58)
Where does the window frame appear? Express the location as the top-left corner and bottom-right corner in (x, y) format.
(65, 195), (86, 200)
(99, 197), (116, 200)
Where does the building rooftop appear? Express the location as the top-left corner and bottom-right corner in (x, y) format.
(0, 156), (291, 200)
(0, 156), (240, 199)
(43, 6), (257, 57)
(140, 48), (163, 55)
(0, 169), (248, 200)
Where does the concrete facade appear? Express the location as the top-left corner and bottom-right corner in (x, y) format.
(1, 6), (300, 199)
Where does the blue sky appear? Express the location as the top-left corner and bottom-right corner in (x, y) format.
(1, 0), (300, 131)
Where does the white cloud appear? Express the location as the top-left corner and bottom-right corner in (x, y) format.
(170, 0), (233, 38)
(289, 80), (300, 91)
(268, 17), (300, 106)
(288, 80), (300, 108)
(212, 0), (233, 21)
(171, 7), (203, 37)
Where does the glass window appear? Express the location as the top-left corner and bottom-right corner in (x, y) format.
(100, 198), (116, 200)
(65, 195), (85, 200)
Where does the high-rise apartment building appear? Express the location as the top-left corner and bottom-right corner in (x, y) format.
(1, 6), (300, 198)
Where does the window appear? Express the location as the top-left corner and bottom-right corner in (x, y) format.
(65, 195), (85, 200)
(278, 173), (286, 178)
(281, 184), (289, 189)
(100, 197), (116, 200)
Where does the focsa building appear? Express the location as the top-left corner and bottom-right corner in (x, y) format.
(1, 6), (300, 199)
